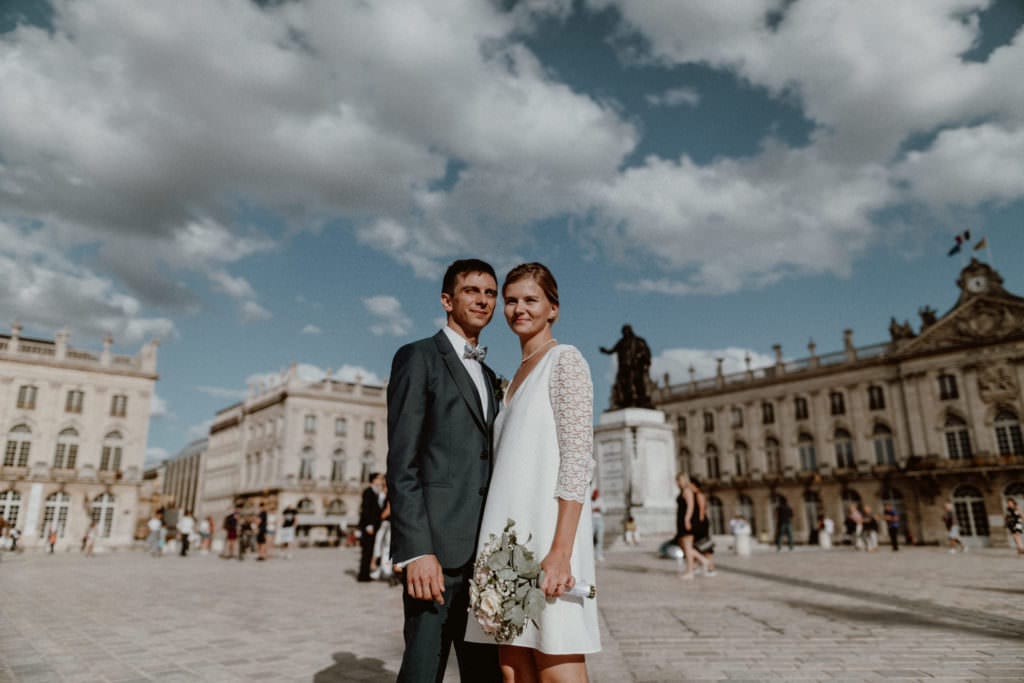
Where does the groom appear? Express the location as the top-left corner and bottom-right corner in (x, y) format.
(387, 259), (502, 682)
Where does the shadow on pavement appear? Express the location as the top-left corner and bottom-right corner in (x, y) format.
(313, 651), (396, 682)
(955, 584), (1024, 596)
(782, 599), (1022, 642)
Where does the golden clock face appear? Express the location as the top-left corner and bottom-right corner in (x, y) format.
(966, 275), (988, 293)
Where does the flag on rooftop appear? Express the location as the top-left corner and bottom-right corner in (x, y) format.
(947, 229), (971, 257)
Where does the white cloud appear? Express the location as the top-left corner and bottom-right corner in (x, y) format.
(364, 295), (413, 336)
(144, 447), (169, 467)
(247, 362), (384, 390)
(650, 347), (778, 385)
(300, 324), (322, 335)
(241, 301), (272, 323)
(149, 392), (170, 419)
(208, 269), (256, 300)
(645, 86), (700, 108)
(186, 419), (214, 441)
(894, 122), (1024, 207)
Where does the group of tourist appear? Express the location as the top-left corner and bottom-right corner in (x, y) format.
(145, 509), (215, 558)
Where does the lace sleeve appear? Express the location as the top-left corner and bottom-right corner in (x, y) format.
(549, 346), (595, 502)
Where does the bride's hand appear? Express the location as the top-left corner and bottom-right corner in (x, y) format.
(540, 549), (575, 598)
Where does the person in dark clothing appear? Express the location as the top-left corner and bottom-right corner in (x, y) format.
(883, 503), (900, 551)
(257, 503), (269, 561)
(775, 499), (794, 551)
(357, 472), (386, 582)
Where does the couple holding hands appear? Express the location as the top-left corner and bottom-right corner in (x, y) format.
(387, 260), (600, 682)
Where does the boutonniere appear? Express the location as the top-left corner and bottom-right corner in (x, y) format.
(494, 375), (510, 404)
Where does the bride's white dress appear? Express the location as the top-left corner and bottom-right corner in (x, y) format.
(465, 344), (601, 654)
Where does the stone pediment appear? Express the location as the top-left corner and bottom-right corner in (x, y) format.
(894, 296), (1024, 356)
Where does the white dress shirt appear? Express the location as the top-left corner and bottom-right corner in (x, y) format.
(442, 325), (491, 418)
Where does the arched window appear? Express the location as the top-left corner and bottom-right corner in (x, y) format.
(91, 493), (116, 538)
(873, 424), (896, 465)
(299, 447), (315, 481)
(798, 433), (816, 471)
(678, 447), (692, 476)
(705, 444), (721, 480)
(53, 428), (79, 469)
(296, 497), (314, 514)
(330, 449), (346, 482)
(4, 424), (32, 467)
(952, 485), (989, 538)
(360, 450), (376, 483)
(99, 431), (123, 472)
(944, 415), (972, 459)
(803, 490), (822, 536)
(994, 410), (1024, 456)
(737, 494), (756, 535)
(40, 491), (71, 539)
(0, 489), (21, 527)
(734, 441), (749, 477)
(708, 496), (725, 535)
(765, 437), (782, 474)
(834, 428), (855, 469)
(326, 498), (347, 516)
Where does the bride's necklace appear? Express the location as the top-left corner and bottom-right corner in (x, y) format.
(520, 338), (556, 365)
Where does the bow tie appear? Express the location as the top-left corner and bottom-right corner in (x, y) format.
(463, 343), (487, 362)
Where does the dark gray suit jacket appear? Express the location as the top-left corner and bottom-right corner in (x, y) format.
(386, 330), (497, 570)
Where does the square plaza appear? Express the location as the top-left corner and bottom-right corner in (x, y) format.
(2, 540), (1021, 682)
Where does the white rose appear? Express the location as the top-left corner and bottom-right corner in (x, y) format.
(479, 612), (501, 634)
(479, 588), (502, 618)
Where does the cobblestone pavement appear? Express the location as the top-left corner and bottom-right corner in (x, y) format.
(1, 540), (1022, 682)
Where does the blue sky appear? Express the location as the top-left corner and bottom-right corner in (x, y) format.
(1, 0), (1022, 463)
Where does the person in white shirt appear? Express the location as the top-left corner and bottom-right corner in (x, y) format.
(177, 511), (195, 557)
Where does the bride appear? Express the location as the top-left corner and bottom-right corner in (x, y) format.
(465, 263), (600, 682)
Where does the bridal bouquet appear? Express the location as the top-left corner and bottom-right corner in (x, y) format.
(470, 519), (595, 643)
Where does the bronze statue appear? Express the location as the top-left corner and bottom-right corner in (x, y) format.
(600, 325), (653, 409)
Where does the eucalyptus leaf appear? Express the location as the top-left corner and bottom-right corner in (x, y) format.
(497, 567), (517, 582)
(524, 588), (546, 621)
(486, 550), (510, 571)
(504, 605), (526, 628)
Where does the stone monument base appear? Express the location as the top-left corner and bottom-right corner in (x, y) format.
(593, 408), (677, 546)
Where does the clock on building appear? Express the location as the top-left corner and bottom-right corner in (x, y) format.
(965, 275), (988, 294)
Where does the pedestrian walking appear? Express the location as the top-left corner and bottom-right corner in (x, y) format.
(198, 515), (212, 554)
(1004, 498), (1024, 556)
(819, 513), (834, 549)
(623, 515), (639, 546)
(257, 503), (269, 561)
(47, 524), (58, 553)
(691, 478), (716, 575)
(676, 473), (711, 580)
(222, 508), (239, 559)
(846, 504), (864, 550)
(83, 521), (98, 557)
(177, 510), (195, 557)
(775, 499), (794, 551)
(591, 489), (605, 560)
(883, 503), (900, 551)
(863, 506), (880, 552)
(277, 505), (297, 559)
(943, 502), (966, 554)
(357, 472), (386, 582)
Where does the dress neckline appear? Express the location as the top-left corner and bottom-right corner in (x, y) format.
(503, 344), (560, 408)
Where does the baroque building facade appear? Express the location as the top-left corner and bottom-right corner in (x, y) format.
(201, 365), (387, 542)
(0, 324), (159, 550)
(653, 260), (1024, 547)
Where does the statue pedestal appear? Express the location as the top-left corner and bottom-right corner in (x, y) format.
(593, 408), (676, 545)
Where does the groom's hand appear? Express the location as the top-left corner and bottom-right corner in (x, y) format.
(405, 554), (445, 604)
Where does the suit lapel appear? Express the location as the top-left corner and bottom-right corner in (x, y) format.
(482, 364), (499, 429)
(434, 331), (487, 432)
